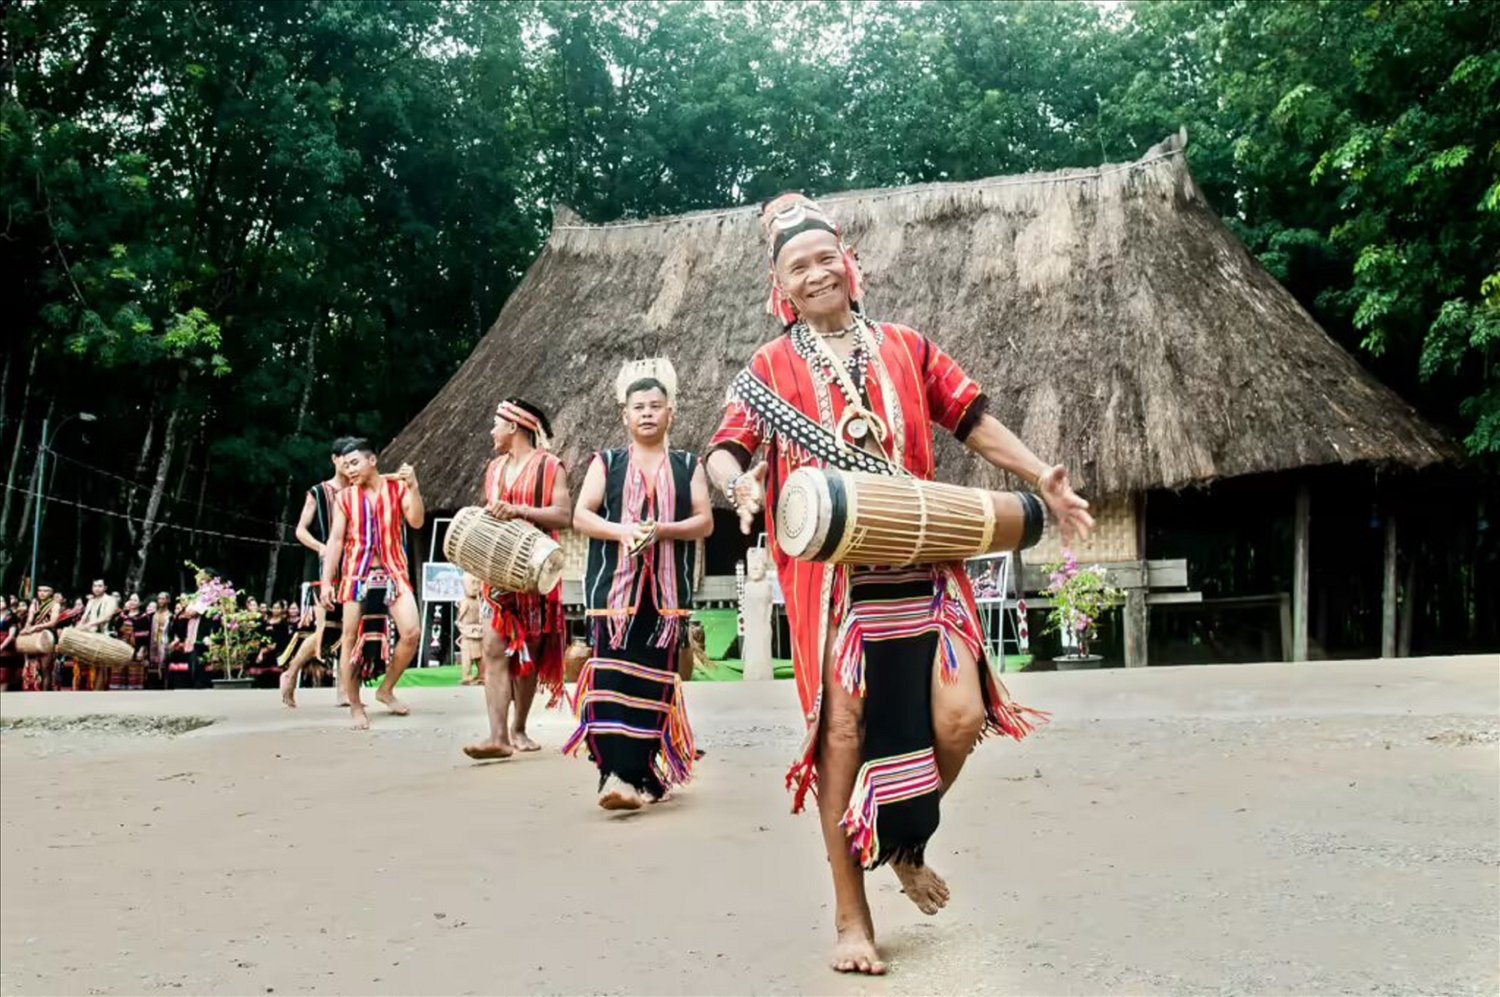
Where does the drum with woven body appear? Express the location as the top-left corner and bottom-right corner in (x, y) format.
(17, 631), (54, 656)
(57, 628), (134, 670)
(775, 467), (1046, 566)
(443, 506), (564, 595)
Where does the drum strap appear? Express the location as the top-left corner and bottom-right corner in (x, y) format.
(729, 368), (906, 477)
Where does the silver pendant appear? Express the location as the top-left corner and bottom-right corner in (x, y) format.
(847, 418), (870, 441)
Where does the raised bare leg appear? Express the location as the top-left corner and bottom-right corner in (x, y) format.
(374, 591), (418, 716)
(464, 626), (514, 760)
(889, 639), (985, 915)
(280, 620), (322, 708)
(338, 601), (367, 729)
(818, 642), (885, 975)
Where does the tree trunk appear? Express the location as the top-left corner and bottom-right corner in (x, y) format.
(0, 345), (40, 554)
(11, 396), (54, 551)
(71, 483), (85, 592)
(102, 513), (117, 576)
(123, 397), (158, 545)
(264, 316), (320, 601)
(0, 344), (12, 454)
(125, 407), (182, 594)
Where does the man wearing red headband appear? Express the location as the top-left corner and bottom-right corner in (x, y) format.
(462, 398), (572, 760)
(705, 193), (1096, 975)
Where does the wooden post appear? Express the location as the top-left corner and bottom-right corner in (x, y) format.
(1123, 588), (1149, 667)
(1398, 553), (1416, 658)
(1292, 484), (1310, 662)
(1381, 513), (1398, 658)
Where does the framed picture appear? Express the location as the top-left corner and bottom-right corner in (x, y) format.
(965, 552), (1009, 604)
(422, 561), (467, 604)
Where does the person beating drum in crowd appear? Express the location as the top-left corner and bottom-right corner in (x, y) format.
(462, 399), (571, 761)
(319, 438), (424, 730)
(704, 194), (1096, 975)
(565, 361), (713, 810)
(281, 438), (352, 708)
(18, 585), (62, 691)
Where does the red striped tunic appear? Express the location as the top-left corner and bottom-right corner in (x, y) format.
(709, 321), (1039, 810)
(480, 450), (566, 704)
(335, 478), (413, 603)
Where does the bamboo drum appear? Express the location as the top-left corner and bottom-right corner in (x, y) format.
(443, 506), (564, 595)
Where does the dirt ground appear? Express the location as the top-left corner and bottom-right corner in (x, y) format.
(2, 656), (1497, 996)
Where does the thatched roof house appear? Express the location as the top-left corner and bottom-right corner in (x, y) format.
(392, 131), (1466, 664)
(390, 132), (1452, 526)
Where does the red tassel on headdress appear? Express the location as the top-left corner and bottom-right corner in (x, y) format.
(767, 266), (799, 327)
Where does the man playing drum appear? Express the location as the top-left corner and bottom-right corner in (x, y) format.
(73, 578), (121, 690)
(281, 438), (352, 707)
(320, 438), (425, 730)
(704, 194), (1095, 975)
(566, 364), (713, 810)
(462, 399), (571, 760)
(18, 585), (62, 691)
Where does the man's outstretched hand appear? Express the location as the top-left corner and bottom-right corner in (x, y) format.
(1037, 464), (1096, 547)
(732, 461), (769, 535)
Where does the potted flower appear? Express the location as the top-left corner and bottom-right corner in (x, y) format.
(1042, 551), (1125, 669)
(185, 563), (266, 688)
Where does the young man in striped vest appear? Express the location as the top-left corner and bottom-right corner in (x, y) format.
(320, 438), (425, 730)
(566, 362), (714, 810)
(281, 438), (350, 708)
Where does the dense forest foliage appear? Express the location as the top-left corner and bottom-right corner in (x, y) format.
(1, 0), (1496, 598)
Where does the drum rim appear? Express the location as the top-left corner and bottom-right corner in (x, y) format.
(776, 466), (835, 559)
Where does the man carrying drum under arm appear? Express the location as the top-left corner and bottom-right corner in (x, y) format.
(703, 193), (1095, 976)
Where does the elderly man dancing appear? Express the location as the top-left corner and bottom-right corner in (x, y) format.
(705, 194), (1095, 974)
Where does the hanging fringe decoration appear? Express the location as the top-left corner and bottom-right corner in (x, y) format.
(839, 748), (943, 869)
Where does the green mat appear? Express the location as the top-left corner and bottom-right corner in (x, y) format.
(365, 664), (465, 688)
(371, 654), (1030, 686)
(693, 658), (796, 681)
(692, 609), (740, 659)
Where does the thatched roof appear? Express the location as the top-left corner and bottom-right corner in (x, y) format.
(389, 131), (1456, 510)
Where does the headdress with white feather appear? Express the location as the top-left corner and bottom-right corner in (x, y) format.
(615, 357), (678, 406)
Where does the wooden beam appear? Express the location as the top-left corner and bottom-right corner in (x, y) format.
(1398, 552), (1416, 658)
(1292, 484), (1310, 662)
(1124, 588), (1149, 667)
(1381, 513), (1398, 658)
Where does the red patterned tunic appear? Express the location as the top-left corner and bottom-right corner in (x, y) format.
(481, 450), (566, 706)
(709, 320), (1042, 810)
(335, 478), (414, 603)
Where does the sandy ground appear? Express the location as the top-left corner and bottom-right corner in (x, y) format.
(2, 656), (1497, 997)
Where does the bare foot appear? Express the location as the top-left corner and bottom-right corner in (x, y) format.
(279, 672), (297, 708)
(511, 730), (541, 752)
(598, 776), (644, 811)
(462, 740), (515, 761)
(349, 704), (370, 731)
(892, 860), (950, 915)
(375, 690), (410, 716)
(831, 924), (886, 975)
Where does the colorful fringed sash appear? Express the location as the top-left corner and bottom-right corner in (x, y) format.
(480, 449), (567, 706)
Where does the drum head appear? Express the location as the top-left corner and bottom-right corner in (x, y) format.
(534, 547), (565, 596)
(776, 467), (835, 559)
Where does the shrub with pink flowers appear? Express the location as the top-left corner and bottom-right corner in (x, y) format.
(183, 562), (266, 681)
(1042, 550), (1125, 659)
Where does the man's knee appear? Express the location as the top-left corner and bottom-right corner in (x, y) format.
(935, 700), (986, 747)
(821, 702), (863, 753)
